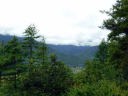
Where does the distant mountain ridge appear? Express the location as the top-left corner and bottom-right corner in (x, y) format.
(48, 45), (98, 67)
(0, 34), (98, 67)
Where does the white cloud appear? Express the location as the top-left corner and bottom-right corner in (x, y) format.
(0, 0), (115, 45)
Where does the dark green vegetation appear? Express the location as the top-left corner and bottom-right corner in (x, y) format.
(0, 25), (73, 96)
(0, 34), (98, 67)
(0, 0), (128, 95)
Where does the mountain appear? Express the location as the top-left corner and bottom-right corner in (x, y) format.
(48, 45), (98, 67)
(0, 34), (23, 42)
(0, 34), (98, 67)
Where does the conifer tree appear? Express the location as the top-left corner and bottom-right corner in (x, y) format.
(44, 54), (73, 96)
(36, 36), (48, 65)
(23, 24), (40, 72)
(0, 41), (5, 84)
(4, 36), (22, 88)
(102, 0), (128, 80)
(21, 25), (42, 95)
(95, 39), (108, 63)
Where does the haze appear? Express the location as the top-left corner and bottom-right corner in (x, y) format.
(0, 0), (115, 45)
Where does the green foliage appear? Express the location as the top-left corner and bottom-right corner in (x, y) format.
(0, 25), (74, 96)
(1, 2), (128, 94)
(4, 36), (22, 66)
(20, 69), (46, 96)
(23, 24), (40, 60)
(84, 61), (116, 84)
(41, 54), (73, 96)
(102, 0), (128, 80)
(0, 36), (23, 89)
(95, 39), (108, 63)
(6, 37), (22, 61)
(70, 35), (127, 95)
(0, 41), (5, 80)
(19, 55), (73, 96)
(67, 80), (127, 96)
(36, 37), (48, 65)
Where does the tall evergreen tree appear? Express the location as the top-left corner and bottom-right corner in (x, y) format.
(0, 41), (5, 84)
(36, 36), (48, 65)
(95, 39), (108, 64)
(21, 25), (43, 95)
(44, 54), (73, 96)
(3, 36), (22, 88)
(23, 24), (40, 72)
(102, 0), (128, 80)
(84, 40), (119, 84)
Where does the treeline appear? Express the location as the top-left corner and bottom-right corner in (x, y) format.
(0, 25), (74, 96)
(0, 0), (128, 95)
(0, 34), (98, 67)
(68, 0), (128, 95)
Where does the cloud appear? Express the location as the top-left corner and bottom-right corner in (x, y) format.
(0, 0), (116, 45)
(0, 27), (14, 35)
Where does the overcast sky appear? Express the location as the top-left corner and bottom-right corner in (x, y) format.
(0, 0), (116, 45)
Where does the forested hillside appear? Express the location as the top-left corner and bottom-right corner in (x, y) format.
(0, 0), (128, 96)
(49, 45), (98, 67)
(0, 34), (98, 67)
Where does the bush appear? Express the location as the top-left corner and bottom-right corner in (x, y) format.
(67, 80), (127, 96)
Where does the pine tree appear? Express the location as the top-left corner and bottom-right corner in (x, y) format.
(84, 40), (119, 84)
(36, 36), (48, 65)
(3, 36), (22, 88)
(44, 54), (73, 96)
(0, 41), (5, 84)
(102, 0), (128, 80)
(21, 25), (42, 95)
(23, 24), (40, 72)
(95, 39), (108, 63)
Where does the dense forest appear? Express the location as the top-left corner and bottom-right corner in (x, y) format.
(0, 0), (128, 95)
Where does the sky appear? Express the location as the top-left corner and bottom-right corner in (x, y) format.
(0, 0), (116, 46)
